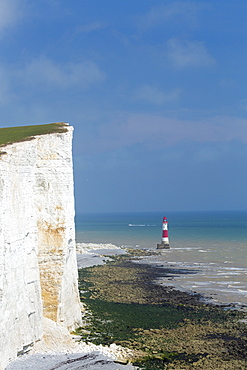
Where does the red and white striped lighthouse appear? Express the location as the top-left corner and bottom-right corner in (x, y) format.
(157, 217), (170, 249)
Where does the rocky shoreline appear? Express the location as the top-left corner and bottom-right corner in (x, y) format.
(6, 244), (247, 369)
(76, 247), (247, 369)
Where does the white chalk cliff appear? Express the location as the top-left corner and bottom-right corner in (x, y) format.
(0, 123), (82, 369)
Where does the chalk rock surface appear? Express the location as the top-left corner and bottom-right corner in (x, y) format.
(0, 123), (82, 369)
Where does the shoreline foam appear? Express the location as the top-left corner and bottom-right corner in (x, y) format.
(76, 243), (127, 269)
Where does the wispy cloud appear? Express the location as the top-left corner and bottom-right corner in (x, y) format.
(22, 57), (105, 90)
(137, 1), (203, 31)
(167, 38), (215, 68)
(76, 22), (106, 34)
(0, 56), (105, 105)
(133, 84), (182, 105)
(86, 113), (247, 153)
(0, 0), (24, 35)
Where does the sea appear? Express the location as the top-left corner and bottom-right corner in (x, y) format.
(75, 211), (247, 309)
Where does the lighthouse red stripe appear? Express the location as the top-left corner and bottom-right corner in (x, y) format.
(162, 230), (168, 237)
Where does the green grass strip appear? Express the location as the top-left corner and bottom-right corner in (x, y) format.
(0, 122), (68, 146)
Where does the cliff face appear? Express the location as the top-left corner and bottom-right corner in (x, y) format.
(0, 123), (82, 369)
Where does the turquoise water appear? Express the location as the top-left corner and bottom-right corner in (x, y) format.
(75, 211), (247, 306)
(76, 210), (247, 248)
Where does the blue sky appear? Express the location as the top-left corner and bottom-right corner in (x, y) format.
(1, 0), (247, 212)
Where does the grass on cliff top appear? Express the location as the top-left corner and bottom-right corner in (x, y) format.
(0, 122), (69, 146)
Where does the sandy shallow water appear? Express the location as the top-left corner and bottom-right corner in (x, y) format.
(133, 249), (247, 311)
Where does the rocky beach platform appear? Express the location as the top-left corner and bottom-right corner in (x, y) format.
(76, 245), (247, 369)
(7, 244), (247, 369)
